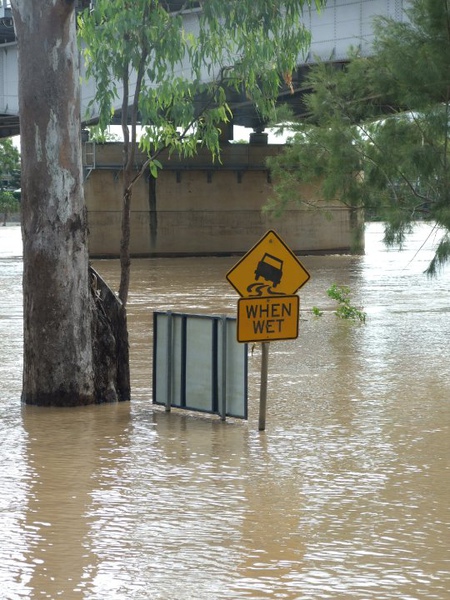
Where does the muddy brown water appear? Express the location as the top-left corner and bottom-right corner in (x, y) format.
(0, 223), (449, 599)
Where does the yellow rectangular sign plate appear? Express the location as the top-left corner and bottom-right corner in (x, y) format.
(237, 295), (299, 343)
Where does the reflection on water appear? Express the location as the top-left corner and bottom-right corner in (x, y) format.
(0, 223), (449, 599)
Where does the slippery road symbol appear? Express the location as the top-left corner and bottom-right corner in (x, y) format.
(226, 229), (311, 299)
(246, 282), (285, 297)
(255, 253), (283, 286)
(246, 253), (285, 296)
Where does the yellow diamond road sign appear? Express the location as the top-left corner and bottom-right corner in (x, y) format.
(226, 230), (310, 298)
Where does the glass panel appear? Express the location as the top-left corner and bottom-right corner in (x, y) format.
(185, 317), (214, 412)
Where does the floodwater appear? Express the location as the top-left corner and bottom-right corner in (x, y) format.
(0, 223), (449, 600)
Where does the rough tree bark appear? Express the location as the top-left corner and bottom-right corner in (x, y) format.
(11, 0), (126, 406)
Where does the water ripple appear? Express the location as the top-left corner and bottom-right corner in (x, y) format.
(1, 224), (449, 599)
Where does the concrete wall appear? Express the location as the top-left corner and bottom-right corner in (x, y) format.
(83, 142), (362, 257)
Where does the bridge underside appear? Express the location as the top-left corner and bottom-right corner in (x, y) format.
(0, 89), (310, 140)
(2, 57), (399, 142)
(110, 63), (323, 131)
(0, 0), (410, 139)
(2, 62), (334, 140)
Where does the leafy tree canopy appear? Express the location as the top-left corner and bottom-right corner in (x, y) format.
(0, 190), (18, 209)
(267, 0), (450, 274)
(78, 0), (325, 307)
(0, 138), (20, 191)
(0, 190), (19, 225)
(78, 0), (325, 171)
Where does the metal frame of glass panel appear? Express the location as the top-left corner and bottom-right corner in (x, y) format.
(153, 312), (248, 419)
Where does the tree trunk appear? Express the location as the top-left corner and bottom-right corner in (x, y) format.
(116, 184), (132, 400)
(12, 0), (125, 405)
(90, 266), (129, 402)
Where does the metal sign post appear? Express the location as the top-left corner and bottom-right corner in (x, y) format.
(259, 342), (270, 431)
(226, 230), (311, 431)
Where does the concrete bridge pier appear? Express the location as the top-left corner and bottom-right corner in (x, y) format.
(83, 140), (364, 258)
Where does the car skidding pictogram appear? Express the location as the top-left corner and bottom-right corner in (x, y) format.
(226, 230), (310, 298)
(254, 253), (283, 287)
